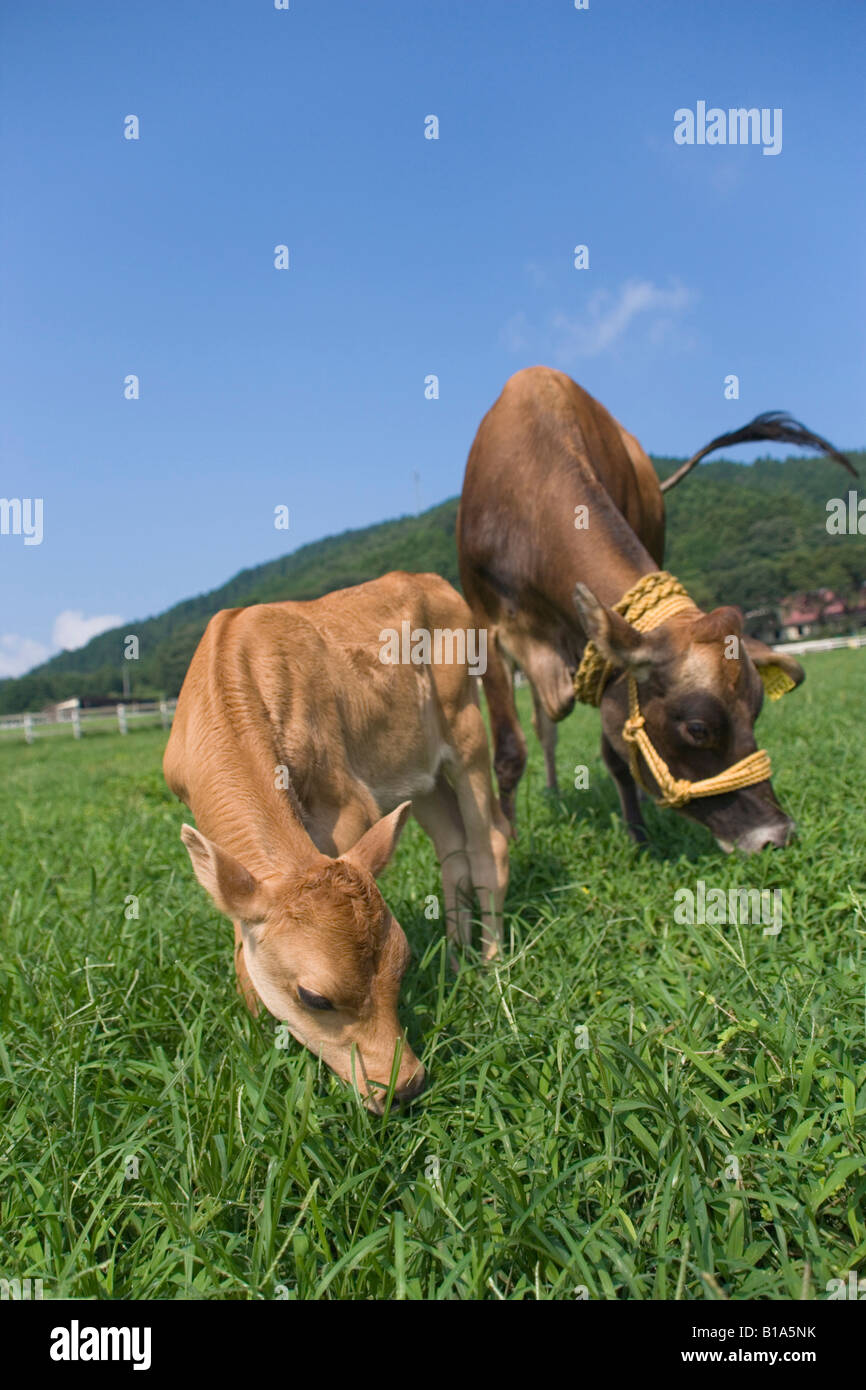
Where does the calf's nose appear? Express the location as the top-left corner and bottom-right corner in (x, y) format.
(395, 1065), (426, 1105)
(363, 1062), (426, 1114)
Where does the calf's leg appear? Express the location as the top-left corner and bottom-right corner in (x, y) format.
(412, 780), (474, 957)
(446, 700), (511, 961)
(480, 633), (527, 828)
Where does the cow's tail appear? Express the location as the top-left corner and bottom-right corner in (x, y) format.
(659, 412), (857, 493)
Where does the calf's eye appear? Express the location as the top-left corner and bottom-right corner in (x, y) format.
(685, 720), (710, 743)
(298, 985), (334, 1011)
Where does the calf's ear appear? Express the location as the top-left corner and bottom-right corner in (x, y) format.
(180, 824), (268, 920)
(574, 583), (661, 680)
(742, 638), (805, 699)
(341, 801), (412, 879)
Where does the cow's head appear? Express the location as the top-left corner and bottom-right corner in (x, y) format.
(574, 587), (805, 853)
(180, 802), (424, 1112)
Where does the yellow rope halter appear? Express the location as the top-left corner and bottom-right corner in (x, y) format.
(573, 571), (776, 809)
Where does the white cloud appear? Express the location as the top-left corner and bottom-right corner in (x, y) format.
(503, 279), (697, 364)
(52, 610), (123, 651)
(550, 279), (695, 358)
(0, 610), (124, 682)
(0, 634), (52, 678)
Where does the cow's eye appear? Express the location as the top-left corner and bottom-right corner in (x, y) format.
(298, 985), (334, 1011)
(685, 719), (711, 744)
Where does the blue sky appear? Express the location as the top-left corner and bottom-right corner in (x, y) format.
(1, 0), (863, 677)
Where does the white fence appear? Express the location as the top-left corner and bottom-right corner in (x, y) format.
(0, 699), (176, 742)
(772, 634), (866, 656)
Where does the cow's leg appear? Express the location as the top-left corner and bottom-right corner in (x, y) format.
(480, 633), (526, 828)
(601, 734), (648, 845)
(233, 921), (260, 1015)
(446, 700), (511, 961)
(530, 680), (559, 792)
(412, 780), (474, 957)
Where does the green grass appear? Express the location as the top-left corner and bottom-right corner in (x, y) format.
(1, 650), (864, 1300)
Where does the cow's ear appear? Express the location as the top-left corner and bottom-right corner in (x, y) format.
(742, 638), (805, 699)
(341, 802), (412, 879)
(691, 606), (743, 643)
(180, 824), (268, 920)
(574, 584), (661, 680)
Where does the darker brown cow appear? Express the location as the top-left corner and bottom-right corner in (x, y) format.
(457, 367), (855, 854)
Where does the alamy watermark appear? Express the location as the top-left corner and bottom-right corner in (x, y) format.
(673, 880), (783, 936)
(0, 1277), (44, 1299)
(50, 1321), (151, 1370)
(379, 622), (487, 677)
(826, 1271), (865, 1300)
(826, 490), (865, 535)
(674, 102), (782, 157)
(0, 497), (43, 545)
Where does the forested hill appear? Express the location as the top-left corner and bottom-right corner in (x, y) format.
(2, 448), (863, 714)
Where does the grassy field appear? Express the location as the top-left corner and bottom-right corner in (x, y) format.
(1, 650), (864, 1301)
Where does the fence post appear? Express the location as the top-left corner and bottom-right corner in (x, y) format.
(159, 700), (169, 730)
(72, 709), (82, 739)
(24, 715), (34, 744)
(117, 703), (128, 735)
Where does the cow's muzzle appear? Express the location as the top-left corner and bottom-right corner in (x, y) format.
(731, 817), (796, 855)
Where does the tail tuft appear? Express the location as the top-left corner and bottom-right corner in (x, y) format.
(660, 411), (857, 492)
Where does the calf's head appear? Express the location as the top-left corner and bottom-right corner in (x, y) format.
(574, 586), (805, 854)
(180, 802), (424, 1112)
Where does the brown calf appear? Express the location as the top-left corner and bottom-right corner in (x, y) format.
(457, 367), (855, 853)
(163, 572), (509, 1112)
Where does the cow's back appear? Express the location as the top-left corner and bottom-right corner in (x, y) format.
(458, 368), (665, 612)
